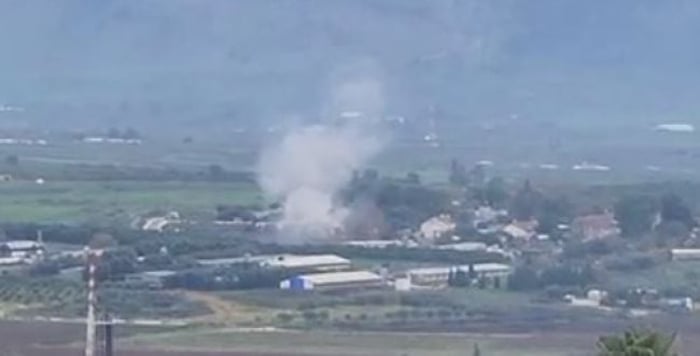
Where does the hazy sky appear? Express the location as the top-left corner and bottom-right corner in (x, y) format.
(1, 1), (699, 127)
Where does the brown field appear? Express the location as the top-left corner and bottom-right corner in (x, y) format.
(2, 318), (700, 356)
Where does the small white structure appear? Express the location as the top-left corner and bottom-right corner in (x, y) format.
(0, 138), (44, 145)
(0, 256), (24, 266)
(573, 162), (611, 172)
(343, 240), (411, 248)
(670, 249), (700, 261)
(539, 163), (560, 170)
(420, 214), (456, 240)
(473, 206), (508, 226)
(142, 211), (180, 232)
(435, 242), (488, 252)
(502, 224), (534, 240)
(280, 270), (384, 291)
(394, 277), (412, 291)
(587, 289), (608, 304)
(660, 297), (694, 312)
(83, 137), (142, 145)
(655, 123), (695, 133)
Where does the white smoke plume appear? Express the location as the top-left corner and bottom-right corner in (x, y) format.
(257, 73), (385, 241)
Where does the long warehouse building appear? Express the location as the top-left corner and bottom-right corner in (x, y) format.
(280, 270), (384, 291)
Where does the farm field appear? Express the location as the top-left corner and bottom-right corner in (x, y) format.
(122, 328), (582, 356)
(0, 180), (261, 222)
(4, 318), (700, 356)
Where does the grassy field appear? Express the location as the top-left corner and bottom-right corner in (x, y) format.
(121, 328), (591, 356)
(604, 260), (700, 295)
(0, 180), (261, 222)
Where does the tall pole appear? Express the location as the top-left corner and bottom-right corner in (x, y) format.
(104, 318), (114, 356)
(85, 248), (102, 356)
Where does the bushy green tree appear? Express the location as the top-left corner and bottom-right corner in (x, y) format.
(660, 193), (695, 229)
(614, 195), (657, 238)
(511, 180), (543, 220)
(597, 329), (677, 356)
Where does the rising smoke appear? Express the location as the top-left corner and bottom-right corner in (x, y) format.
(257, 72), (385, 241)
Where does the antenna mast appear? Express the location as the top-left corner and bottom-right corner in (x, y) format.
(84, 248), (102, 356)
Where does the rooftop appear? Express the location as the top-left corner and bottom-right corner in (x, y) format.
(296, 270), (382, 285)
(0, 256), (25, 265)
(198, 255), (272, 266)
(263, 254), (350, 269)
(408, 263), (512, 276)
(2, 240), (43, 250)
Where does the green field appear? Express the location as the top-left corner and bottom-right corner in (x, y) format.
(0, 180), (261, 222)
(604, 260), (700, 295)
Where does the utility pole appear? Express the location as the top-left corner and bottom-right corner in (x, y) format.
(84, 248), (103, 356)
(104, 314), (114, 356)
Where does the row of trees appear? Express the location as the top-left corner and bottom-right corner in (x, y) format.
(164, 264), (294, 290)
(507, 264), (595, 291)
(467, 329), (677, 355)
(343, 169), (449, 231)
(614, 193), (696, 238)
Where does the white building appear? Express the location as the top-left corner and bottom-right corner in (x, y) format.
(435, 242), (488, 252)
(407, 263), (512, 288)
(572, 162), (611, 172)
(198, 253), (352, 272)
(670, 249), (700, 261)
(420, 214), (456, 240)
(343, 240), (416, 248)
(0, 240), (45, 260)
(502, 224), (534, 240)
(142, 211), (181, 232)
(280, 270), (384, 291)
(655, 123), (695, 133)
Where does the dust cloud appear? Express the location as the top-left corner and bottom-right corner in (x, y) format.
(257, 72), (385, 242)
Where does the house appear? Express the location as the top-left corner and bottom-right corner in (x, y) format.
(670, 249), (700, 261)
(0, 240), (45, 260)
(473, 206), (508, 227)
(419, 214), (456, 240)
(659, 297), (694, 313)
(280, 270), (384, 291)
(125, 270), (177, 289)
(502, 221), (537, 241)
(406, 263), (512, 289)
(572, 213), (620, 241)
(565, 289), (609, 307)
